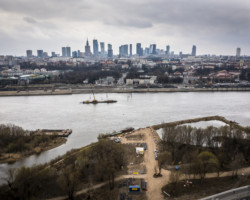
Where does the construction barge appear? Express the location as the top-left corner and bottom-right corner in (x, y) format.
(82, 99), (117, 104)
(82, 90), (117, 104)
(32, 129), (72, 137)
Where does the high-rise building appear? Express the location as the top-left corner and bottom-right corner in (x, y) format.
(236, 48), (241, 57)
(93, 39), (99, 56)
(145, 48), (150, 55)
(129, 44), (132, 56)
(77, 50), (81, 58)
(119, 45), (129, 57)
(152, 44), (157, 55)
(72, 51), (77, 58)
(43, 52), (48, 58)
(85, 39), (91, 56)
(100, 42), (105, 55)
(166, 45), (170, 55)
(26, 50), (32, 58)
(192, 45), (196, 56)
(62, 47), (66, 57)
(149, 44), (153, 54)
(51, 52), (56, 57)
(37, 50), (43, 58)
(108, 44), (113, 58)
(66, 46), (71, 57)
(136, 43), (143, 56)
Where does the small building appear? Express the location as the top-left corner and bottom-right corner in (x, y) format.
(129, 185), (140, 192)
(136, 147), (144, 155)
(95, 76), (115, 85)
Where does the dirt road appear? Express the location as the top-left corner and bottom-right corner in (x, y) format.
(122, 127), (170, 200)
(48, 127), (250, 200)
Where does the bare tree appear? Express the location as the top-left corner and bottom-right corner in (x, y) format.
(58, 166), (79, 200)
(229, 153), (245, 178)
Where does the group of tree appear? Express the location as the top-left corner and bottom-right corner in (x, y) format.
(158, 125), (250, 181)
(0, 139), (126, 200)
(240, 69), (250, 81)
(51, 69), (121, 84)
(0, 124), (60, 155)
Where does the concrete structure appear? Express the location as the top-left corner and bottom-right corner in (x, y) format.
(37, 50), (43, 58)
(130, 44), (132, 56)
(100, 42), (105, 56)
(166, 45), (170, 55)
(192, 45), (197, 56)
(66, 46), (71, 57)
(93, 39), (99, 56)
(95, 76), (115, 85)
(61, 47), (71, 57)
(62, 47), (66, 57)
(236, 47), (241, 57)
(108, 44), (113, 58)
(136, 43), (143, 56)
(51, 52), (56, 57)
(26, 50), (32, 58)
(43, 52), (48, 58)
(126, 76), (157, 85)
(152, 44), (156, 55)
(72, 51), (77, 58)
(144, 47), (150, 55)
(119, 45), (129, 57)
(85, 39), (91, 56)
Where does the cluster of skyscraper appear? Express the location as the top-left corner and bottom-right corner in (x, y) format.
(84, 39), (113, 58)
(62, 47), (71, 57)
(25, 39), (242, 58)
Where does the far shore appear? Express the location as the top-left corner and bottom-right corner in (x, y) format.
(0, 86), (250, 97)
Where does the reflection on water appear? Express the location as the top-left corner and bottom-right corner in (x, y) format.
(0, 92), (250, 181)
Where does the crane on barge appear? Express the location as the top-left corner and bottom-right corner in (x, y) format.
(82, 88), (117, 104)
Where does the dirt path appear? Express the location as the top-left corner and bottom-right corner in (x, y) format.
(121, 127), (170, 200)
(48, 127), (250, 200)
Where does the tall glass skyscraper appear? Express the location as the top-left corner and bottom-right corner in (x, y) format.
(93, 39), (99, 56)
(192, 45), (196, 56)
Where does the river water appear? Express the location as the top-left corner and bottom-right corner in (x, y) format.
(0, 92), (250, 180)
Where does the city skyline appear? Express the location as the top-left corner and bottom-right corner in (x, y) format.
(24, 39), (243, 58)
(0, 0), (250, 56)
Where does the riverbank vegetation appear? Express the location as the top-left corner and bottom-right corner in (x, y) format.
(159, 124), (250, 198)
(0, 140), (127, 200)
(0, 124), (66, 163)
(159, 125), (250, 174)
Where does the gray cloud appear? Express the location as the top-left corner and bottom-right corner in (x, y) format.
(23, 17), (37, 24)
(0, 0), (250, 55)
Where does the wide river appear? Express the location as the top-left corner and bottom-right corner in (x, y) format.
(0, 92), (250, 180)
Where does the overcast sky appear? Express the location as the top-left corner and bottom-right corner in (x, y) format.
(0, 0), (250, 56)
